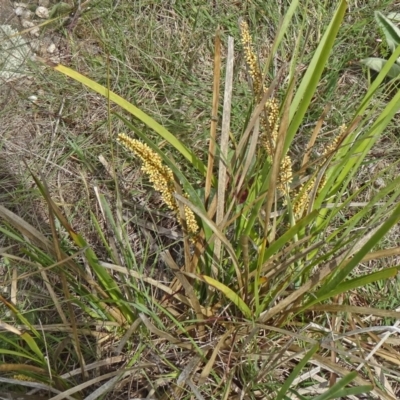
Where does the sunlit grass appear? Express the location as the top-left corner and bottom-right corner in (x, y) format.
(1, 0), (400, 398)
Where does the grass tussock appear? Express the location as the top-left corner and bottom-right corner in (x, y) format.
(2, 0), (400, 399)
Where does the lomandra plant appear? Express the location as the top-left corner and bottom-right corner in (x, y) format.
(3, 0), (400, 398)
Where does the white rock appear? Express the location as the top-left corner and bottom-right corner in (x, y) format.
(14, 7), (25, 16)
(374, 178), (385, 189)
(49, 55), (60, 64)
(28, 95), (38, 102)
(35, 6), (49, 19)
(47, 43), (56, 54)
(21, 20), (40, 37)
(21, 20), (34, 28)
(22, 9), (32, 19)
(0, 24), (31, 83)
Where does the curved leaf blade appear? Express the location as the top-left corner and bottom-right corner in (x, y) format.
(375, 11), (400, 53)
(53, 64), (207, 176)
(198, 274), (252, 319)
(360, 57), (400, 78)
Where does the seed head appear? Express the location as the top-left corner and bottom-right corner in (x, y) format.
(293, 178), (315, 218)
(117, 134), (198, 236)
(240, 20), (263, 98)
(240, 23), (293, 198)
(277, 154), (293, 196)
(260, 98), (280, 156)
(323, 124), (346, 157)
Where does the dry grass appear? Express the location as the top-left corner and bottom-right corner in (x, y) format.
(2, 0), (400, 399)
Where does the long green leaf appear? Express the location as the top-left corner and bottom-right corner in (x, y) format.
(21, 332), (46, 363)
(313, 201), (400, 299)
(375, 11), (400, 53)
(302, 267), (399, 311)
(196, 274), (251, 319)
(272, 0), (299, 56)
(29, 173), (135, 324)
(276, 344), (319, 400)
(326, 174), (400, 243)
(356, 41), (400, 116)
(360, 57), (400, 78)
(0, 348), (41, 363)
(261, 210), (319, 262)
(326, 386), (372, 399)
(286, 0), (347, 153)
(332, 84), (400, 195)
(0, 295), (41, 339)
(53, 64), (207, 177)
(312, 372), (369, 400)
(69, 231), (135, 323)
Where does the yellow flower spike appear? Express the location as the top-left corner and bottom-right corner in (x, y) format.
(240, 20), (263, 99)
(323, 124), (346, 157)
(260, 98), (280, 156)
(240, 21), (293, 198)
(293, 177), (316, 218)
(117, 133), (198, 236)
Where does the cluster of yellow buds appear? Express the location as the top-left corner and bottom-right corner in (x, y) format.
(117, 134), (198, 237)
(260, 98), (279, 155)
(240, 21), (293, 197)
(293, 125), (346, 218)
(293, 178), (315, 218)
(13, 374), (37, 382)
(323, 124), (346, 157)
(240, 20), (263, 99)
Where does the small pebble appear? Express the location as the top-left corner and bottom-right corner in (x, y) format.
(28, 95), (38, 102)
(22, 9), (32, 19)
(14, 7), (25, 16)
(21, 20), (40, 37)
(35, 6), (49, 19)
(374, 177), (385, 189)
(47, 43), (56, 54)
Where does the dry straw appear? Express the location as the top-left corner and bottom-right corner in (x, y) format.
(117, 133), (198, 236)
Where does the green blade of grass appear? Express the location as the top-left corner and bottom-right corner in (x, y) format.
(190, 274), (251, 319)
(300, 267), (399, 313)
(20, 332), (46, 364)
(271, 0), (299, 57)
(312, 201), (400, 298)
(324, 386), (373, 399)
(0, 349), (42, 363)
(53, 64), (207, 177)
(328, 88), (400, 199)
(311, 372), (366, 400)
(356, 41), (400, 116)
(276, 344), (319, 400)
(0, 295), (41, 338)
(29, 172), (135, 325)
(375, 11), (400, 53)
(286, 0), (347, 154)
